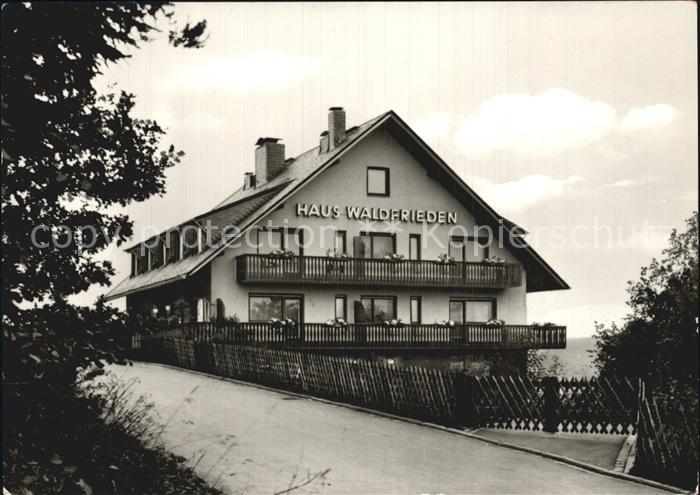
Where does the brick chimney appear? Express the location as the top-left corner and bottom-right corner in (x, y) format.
(328, 107), (346, 150)
(319, 131), (329, 153)
(255, 137), (285, 185)
(243, 171), (256, 190)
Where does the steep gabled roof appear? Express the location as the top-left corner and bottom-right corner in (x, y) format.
(105, 109), (568, 301)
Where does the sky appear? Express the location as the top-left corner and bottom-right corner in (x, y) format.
(84, 2), (698, 338)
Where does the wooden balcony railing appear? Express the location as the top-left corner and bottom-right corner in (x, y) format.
(236, 254), (522, 289)
(142, 322), (566, 350)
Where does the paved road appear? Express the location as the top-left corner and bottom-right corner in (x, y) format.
(108, 362), (671, 495)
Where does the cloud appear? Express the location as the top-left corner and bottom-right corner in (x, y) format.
(412, 91), (679, 159)
(471, 174), (584, 212)
(603, 175), (656, 188)
(616, 104), (678, 132)
(157, 50), (320, 93)
(456, 90), (616, 158)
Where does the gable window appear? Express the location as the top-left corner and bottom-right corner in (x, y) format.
(359, 296), (396, 323)
(249, 294), (302, 322)
(367, 167), (390, 196)
(409, 234), (421, 260)
(449, 298), (495, 323)
(335, 295), (347, 320)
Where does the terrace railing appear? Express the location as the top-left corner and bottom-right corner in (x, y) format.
(145, 322), (566, 350)
(236, 254), (522, 289)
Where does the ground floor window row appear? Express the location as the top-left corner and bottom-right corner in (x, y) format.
(143, 294), (496, 325)
(248, 294), (496, 324)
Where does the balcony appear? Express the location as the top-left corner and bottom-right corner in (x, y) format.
(236, 254), (522, 289)
(151, 322), (566, 350)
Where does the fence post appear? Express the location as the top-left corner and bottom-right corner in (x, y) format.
(542, 376), (559, 433)
(454, 373), (478, 428)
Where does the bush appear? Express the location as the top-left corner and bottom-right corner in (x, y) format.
(3, 371), (222, 495)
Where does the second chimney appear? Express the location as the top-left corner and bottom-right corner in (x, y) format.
(243, 172), (256, 190)
(328, 107), (346, 149)
(255, 137), (285, 186)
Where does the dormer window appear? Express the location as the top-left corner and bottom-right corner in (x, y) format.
(149, 239), (164, 270)
(182, 225), (199, 258)
(166, 230), (180, 263)
(367, 167), (390, 196)
(132, 250), (148, 276)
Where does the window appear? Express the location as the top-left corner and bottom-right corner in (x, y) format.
(249, 294), (303, 322)
(359, 232), (395, 259)
(409, 234), (421, 260)
(449, 299), (495, 323)
(257, 228), (303, 255)
(215, 299), (225, 321)
(149, 240), (164, 270)
(335, 295), (347, 320)
(367, 167), (390, 196)
(182, 226), (199, 258)
(134, 251), (148, 275)
(166, 230), (180, 263)
(410, 296), (421, 324)
(449, 236), (489, 262)
(334, 230), (347, 254)
(359, 296), (397, 323)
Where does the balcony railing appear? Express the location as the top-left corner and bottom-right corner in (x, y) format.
(236, 254), (522, 289)
(142, 322), (566, 350)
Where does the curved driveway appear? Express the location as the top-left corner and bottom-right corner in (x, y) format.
(108, 362), (672, 495)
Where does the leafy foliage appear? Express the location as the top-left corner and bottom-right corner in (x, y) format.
(2, 3), (209, 492)
(4, 373), (223, 495)
(592, 212), (699, 386)
(592, 212), (698, 488)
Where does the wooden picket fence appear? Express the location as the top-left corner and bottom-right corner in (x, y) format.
(634, 382), (699, 488)
(137, 337), (640, 434)
(140, 337), (457, 423)
(135, 336), (697, 489)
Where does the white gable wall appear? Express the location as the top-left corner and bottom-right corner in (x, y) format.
(210, 127), (527, 324)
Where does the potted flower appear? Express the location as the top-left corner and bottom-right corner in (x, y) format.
(383, 253), (405, 263)
(265, 249), (296, 268)
(482, 256), (506, 264)
(531, 321), (557, 329)
(383, 318), (405, 327)
(485, 318), (505, 327)
(436, 319), (456, 327)
(325, 317), (348, 327)
(269, 317), (297, 336)
(326, 249), (349, 274)
(435, 253), (456, 265)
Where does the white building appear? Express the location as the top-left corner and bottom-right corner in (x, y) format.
(106, 108), (568, 372)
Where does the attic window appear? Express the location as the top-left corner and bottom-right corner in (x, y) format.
(367, 167), (390, 196)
